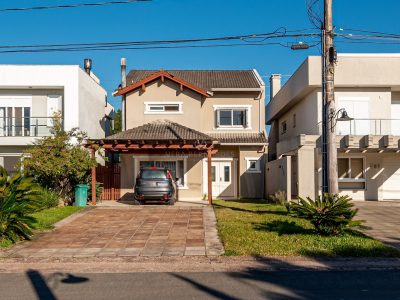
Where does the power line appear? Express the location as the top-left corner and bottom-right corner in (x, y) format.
(0, 41), (321, 54)
(0, 29), (320, 54)
(0, 0), (150, 12)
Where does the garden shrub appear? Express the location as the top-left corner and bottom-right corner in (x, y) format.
(268, 190), (287, 206)
(287, 193), (363, 236)
(39, 189), (61, 210)
(22, 114), (96, 205)
(0, 166), (42, 242)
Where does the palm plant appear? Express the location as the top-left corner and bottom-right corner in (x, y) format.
(0, 166), (42, 242)
(287, 194), (363, 236)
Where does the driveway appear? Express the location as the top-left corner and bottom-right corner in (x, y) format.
(5, 206), (224, 258)
(354, 201), (400, 250)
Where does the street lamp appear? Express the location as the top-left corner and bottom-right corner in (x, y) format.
(329, 108), (353, 132)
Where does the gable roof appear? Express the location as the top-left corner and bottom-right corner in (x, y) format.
(115, 69), (262, 96)
(114, 70), (210, 97)
(105, 120), (214, 143)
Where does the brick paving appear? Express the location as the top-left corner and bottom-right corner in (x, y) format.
(6, 206), (224, 258)
(354, 201), (400, 250)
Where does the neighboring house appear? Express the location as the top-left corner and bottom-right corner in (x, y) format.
(266, 54), (400, 201)
(91, 66), (267, 201)
(0, 61), (112, 174)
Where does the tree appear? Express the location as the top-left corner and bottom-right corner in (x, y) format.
(112, 109), (122, 134)
(22, 114), (96, 204)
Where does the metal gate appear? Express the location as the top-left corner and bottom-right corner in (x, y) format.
(96, 164), (121, 200)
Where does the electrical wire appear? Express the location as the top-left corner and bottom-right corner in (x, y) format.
(0, 0), (150, 12)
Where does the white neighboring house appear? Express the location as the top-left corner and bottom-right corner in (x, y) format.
(266, 54), (400, 201)
(0, 62), (112, 174)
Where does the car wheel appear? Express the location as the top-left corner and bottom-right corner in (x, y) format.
(133, 199), (143, 205)
(167, 198), (175, 205)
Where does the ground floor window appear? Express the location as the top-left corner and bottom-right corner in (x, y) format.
(139, 159), (185, 187)
(338, 157), (366, 190)
(0, 156), (21, 175)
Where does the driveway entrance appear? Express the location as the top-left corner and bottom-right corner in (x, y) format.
(355, 201), (400, 250)
(6, 206), (224, 258)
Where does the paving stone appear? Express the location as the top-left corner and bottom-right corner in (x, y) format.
(118, 248), (141, 257)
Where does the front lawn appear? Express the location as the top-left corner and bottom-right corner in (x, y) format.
(1, 206), (83, 248)
(213, 199), (400, 257)
(31, 206), (83, 230)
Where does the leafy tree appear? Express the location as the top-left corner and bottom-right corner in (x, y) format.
(0, 166), (42, 242)
(287, 194), (364, 236)
(112, 108), (122, 134)
(22, 115), (96, 204)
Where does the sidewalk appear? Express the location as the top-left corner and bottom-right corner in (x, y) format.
(1, 256), (400, 273)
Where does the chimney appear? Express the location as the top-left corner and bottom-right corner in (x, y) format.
(121, 58), (127, 88)
(84, 58), (92, 74)
(269, 74), (281, 100)
(120, 58), (127, 131)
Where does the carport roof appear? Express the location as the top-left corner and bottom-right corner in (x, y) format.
(102, 120), (214, 144)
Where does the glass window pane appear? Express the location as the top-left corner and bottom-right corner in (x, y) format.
(7, 107), (12, 136)
(176, 160), (184, 186)
(149, 105), (163, 111)
(0, 107), (5, 136)
(219, 110), (232, 126)
(164, 105), (179, 111)
(351, 158), (364, 179)
(14, 107), (22, 136)
(338, 158), (349, 178)
(24, 107), (30, 136)
(232, 110), (245, 126)
(224, 166), (230, 182)
(211, 166), (216, 182)
(3, 156), (20, 176)
(249, 160), (257, 169)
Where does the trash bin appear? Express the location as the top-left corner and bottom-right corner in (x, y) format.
(75, 184), (88, 207)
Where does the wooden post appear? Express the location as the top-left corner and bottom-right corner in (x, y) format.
(207, 148), (212, 205)
(91, 147), (97, 205)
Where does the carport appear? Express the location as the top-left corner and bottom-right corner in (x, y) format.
(87, 120), (218, 205)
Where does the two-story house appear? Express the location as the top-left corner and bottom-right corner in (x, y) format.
(92, 62), (267, 202)
(0, 60), (111, 174)
(266, 54), (400, 201)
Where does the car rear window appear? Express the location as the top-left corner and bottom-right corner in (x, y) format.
(140, 170), (167, 179)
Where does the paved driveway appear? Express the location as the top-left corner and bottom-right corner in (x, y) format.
(5, 206), (224, 258)
(354, 201), (400, 250)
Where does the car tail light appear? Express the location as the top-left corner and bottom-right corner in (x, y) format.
(163, 194), (169, 200)
(166, 170), (172, 179)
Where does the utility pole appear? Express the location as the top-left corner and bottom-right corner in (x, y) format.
(321, 0), (338, 194)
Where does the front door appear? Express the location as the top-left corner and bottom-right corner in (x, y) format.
(211, 161), (235, 198)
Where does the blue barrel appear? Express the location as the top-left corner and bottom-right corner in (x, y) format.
(75, 184), (88, 207)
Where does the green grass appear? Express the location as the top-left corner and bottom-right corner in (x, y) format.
(30, 206), (83, 230)
(213, 199), (400, 257)
(1, 206), (83, 249)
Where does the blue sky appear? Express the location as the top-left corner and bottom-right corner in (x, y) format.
(1, 0), (400, 109)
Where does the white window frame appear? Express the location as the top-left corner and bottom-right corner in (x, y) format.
(245, 157), (262, 173)
(0, 95), (33, 137)
(213, 105), (251, 130)
(144, 102), (183, 114)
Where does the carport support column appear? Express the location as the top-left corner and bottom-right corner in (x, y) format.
(207, 148), (213, 205)
(91, 147), (97, 205)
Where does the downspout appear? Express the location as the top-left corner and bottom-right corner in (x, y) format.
(121, 58), (127, 131)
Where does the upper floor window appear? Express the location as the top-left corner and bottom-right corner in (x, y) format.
(281, 121), (287, 134)
(214, 105), (251, 129)
(144, 102), (183, 114)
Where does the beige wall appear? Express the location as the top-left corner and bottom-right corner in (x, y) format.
(265, 156), (291, 201)
(124, 78), (265, 134)
(238, 146), (265, 198)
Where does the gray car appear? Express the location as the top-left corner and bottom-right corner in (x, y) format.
(134, 167), (176, 205)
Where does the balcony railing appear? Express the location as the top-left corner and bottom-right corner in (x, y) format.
(0, 117), (61, 137)
(318, 118), (400, 136)
(336, 118), (400, 136)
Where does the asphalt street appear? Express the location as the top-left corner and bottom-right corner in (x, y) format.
(1, 269), (400, 300)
